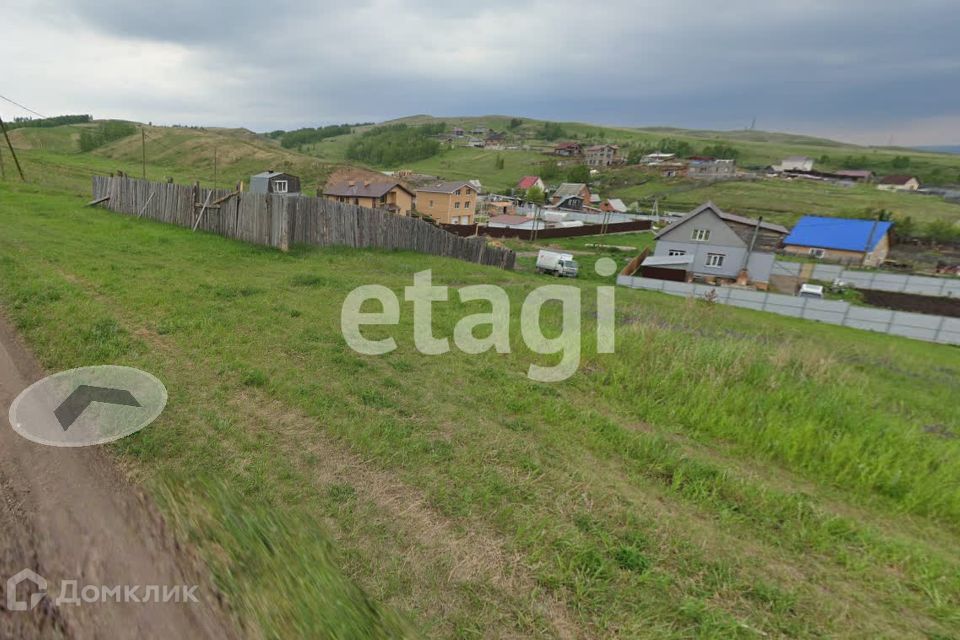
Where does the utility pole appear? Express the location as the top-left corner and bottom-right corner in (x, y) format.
(0, 143), (6, 180)
(862, 214), (881, 268)
(0, 115), (26, 181)
(141, 126), (146, 179)
(213, 146), (218, 191)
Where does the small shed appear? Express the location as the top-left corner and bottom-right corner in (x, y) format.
(250, 171), (301, 195)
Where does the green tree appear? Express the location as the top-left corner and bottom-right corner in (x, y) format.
(924, 219), (960, 244)
(891, 155), (912, 170)
(701, 143), (740, 160)
(566, 164), (590, 183)
(77, 120), (137, 152)
(525, 185), (546, 204)
(345, 124), (442, 166)
(509, 118), (523, 129)
(656, 138), (694, 158)
(494, 154), (505, 170)
(893, 215), (915, 239)
(539, 122), (566, 141)
(539, 160), (560, 181)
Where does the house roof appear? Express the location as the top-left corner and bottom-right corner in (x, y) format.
(642, 255), (693, 267)
(879, 175), (918, 185)
(605, 198), (627, 212)
(554, 141), (581, 149)
(784, 156), (812, 162)
(252, 170), (289, 179)
(654, 202), (789, 239)
(488, 215), (533, 226)
(517, 176), (541, 190)
(552, 183), (588, 200)
(784, 215), (894, 252)
(324, 180), (413, 198)
(586, 144), (619, 151)
(415, 180), (478, 194)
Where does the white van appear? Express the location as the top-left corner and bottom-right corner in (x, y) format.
(798, 283), (824, 299)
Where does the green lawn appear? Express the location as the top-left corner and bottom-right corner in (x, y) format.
(2, 177), (959, 638)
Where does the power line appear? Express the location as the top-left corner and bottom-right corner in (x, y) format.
(0, 94), (47, 119)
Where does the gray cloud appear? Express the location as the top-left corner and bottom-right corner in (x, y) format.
(3, 0), (959, 143)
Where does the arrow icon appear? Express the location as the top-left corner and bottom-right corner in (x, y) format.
(54, 385), (142, 431)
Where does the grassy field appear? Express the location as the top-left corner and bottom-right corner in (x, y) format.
(2, 170), (960, 637)
(612, 176), (960, 226)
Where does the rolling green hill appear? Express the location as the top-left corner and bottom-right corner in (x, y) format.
(5, 116), (960, 234)
(6, 121), (343, 195)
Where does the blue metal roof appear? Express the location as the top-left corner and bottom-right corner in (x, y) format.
(784, 215), (893, 252)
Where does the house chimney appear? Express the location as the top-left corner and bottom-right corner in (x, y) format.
(348, 180), (355, 187)
(364, 180), (371, 187)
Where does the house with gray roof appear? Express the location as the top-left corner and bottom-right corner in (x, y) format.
(250, 171), (300, 195)
(646, 202), (789, 286)
(550, 183), (591, 209)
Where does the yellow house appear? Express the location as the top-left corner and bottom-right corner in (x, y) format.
(877, 175), (920, 192)
(415, 181), (479, 224)
(323, 179), (416, 216)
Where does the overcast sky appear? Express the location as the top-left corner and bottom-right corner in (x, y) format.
(3, 0), (959, 145)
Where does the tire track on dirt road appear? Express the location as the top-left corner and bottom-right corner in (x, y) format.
(0, 312), (238, 640)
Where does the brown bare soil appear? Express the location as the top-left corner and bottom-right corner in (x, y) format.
(859, 289), (960, 318)
(0, 313), (238, 640)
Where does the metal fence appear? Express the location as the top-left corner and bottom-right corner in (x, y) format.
(617, 276), (960, 346)
(772, 260), (960, 298)
(91, 176), (516, 269)
(441, 219), (651, 240)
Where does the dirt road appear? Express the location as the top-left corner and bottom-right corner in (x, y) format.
(0, 313), (237, 640)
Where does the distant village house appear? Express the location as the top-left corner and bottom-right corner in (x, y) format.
(323, 179), (416, 216)
(517, 175), (545, 193)
(550, 183), (591, 210)
(877, 175), (920, 191)
(776, 156), (815, 172)
(783, 215), (893, 267)
(585, 144), (621, 167)
(553, 142), (583, 157)
(250, 171), (300, 195)
(686, 157), (736, 180)
(600, 198), (628, 213)
(416, 181), (479, 225)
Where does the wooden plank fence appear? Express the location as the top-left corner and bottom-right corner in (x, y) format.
(92, 176), (515, 269)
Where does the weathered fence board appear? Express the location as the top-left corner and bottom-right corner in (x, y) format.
(92, 176), (515, 269)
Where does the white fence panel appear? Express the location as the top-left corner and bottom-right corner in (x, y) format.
(617, 276), (959, 346)
(780, 259), (960, 298)
(801, 299), (848, 323)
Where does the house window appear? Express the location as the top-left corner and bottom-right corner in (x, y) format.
(429, 200), (434, 207)
(273, 180), (288, 194)
(464, 200), (471, 208)
(667, 250), (686, 256)
(809, 248), (826, 259)
(692, 228), (710, 242)
(455, 202), (460, 209)
(455, 189), (461, 196)
(452, 216), (459, 224)
(705, 253), (725, 268)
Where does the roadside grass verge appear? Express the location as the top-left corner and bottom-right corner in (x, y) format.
(1, 181), (959, 637)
